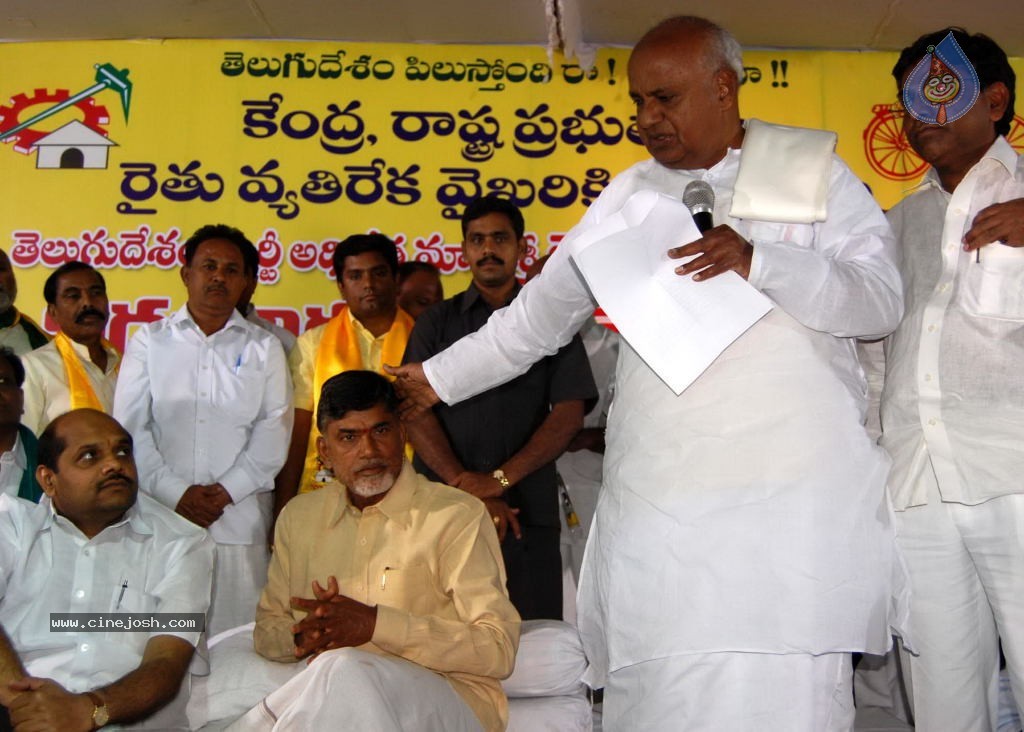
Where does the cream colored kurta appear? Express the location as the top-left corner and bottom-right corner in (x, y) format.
(256, 463), (520, 732)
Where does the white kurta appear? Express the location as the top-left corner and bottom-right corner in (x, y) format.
(21, 337), (120, 435)
(882, 136), (1024, 509)
(425, 148), (907, 685)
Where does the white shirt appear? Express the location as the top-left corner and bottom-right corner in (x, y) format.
(113, 307), (293, 545)
(425, 147), (906, 681)
(0, 433), (26, 498)
(882, 136), (1024, 509)
(243, 304), (297, 355)
(0, 492), (214, 692)
(21, 338), (120, 435)
(0, 323), (33, 356)
(555, 319), (618, 536)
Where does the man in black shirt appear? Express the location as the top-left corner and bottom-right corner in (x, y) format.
(403, 196), (597, 620)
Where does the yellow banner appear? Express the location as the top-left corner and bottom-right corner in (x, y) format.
(1, 40), (1021, 350)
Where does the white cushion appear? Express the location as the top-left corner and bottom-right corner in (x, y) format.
(501, 620), (588, 698)
(187, 623), (297, 729)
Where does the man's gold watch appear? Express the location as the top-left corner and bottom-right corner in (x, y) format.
(492, 469), (511, 490)
(86, 691), (109, 729)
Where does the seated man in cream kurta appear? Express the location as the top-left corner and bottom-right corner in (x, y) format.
(234, 371), (519, 732)
(274, 234), (414, 513)
(21, 261), (119, 435)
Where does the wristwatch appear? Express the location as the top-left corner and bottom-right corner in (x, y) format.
(492, 469), (510, 490)
(86, 691), (109, 729)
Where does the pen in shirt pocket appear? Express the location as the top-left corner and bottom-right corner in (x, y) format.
(234, 354), (242, 374)
(116, 577), (128, 610)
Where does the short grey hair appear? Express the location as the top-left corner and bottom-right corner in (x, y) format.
(641, 16), (744, 81)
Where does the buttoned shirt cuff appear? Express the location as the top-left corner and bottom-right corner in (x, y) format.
(218, 467), (262, 504)
(151, 476), (192, 511)
(747, 241), (766, 290)
(421, 358), (453, 406)
(370, 603), (411, 656)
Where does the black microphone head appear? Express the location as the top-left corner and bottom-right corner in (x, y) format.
(683, 180), (715, 215)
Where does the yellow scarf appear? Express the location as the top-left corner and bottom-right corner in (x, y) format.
(52, 332), (118, 412)
(300, 306), (415, 493)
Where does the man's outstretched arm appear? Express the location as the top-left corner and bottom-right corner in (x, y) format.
(5, 635), (194, 731)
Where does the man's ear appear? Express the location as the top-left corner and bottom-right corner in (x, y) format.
(715, 68), (739, 108)
(35, 465), (57, 498)
(983, 82), (1011, 125)
(179, 264), (190, 288)
(315, 435), (330, 470)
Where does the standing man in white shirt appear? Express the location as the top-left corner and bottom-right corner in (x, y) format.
(22, 261), (119, 435)
(883, 28), (1024, 730)
(114, 224), (292, 637)
(391, 15), (905, 730)
(0, 408), (214, 731)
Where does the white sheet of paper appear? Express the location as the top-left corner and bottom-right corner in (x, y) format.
(567, 190), (773, 394)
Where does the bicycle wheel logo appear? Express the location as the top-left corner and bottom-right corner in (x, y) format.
(863, 105), (1024, 181)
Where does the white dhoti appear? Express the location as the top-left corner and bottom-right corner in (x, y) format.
(603, 652), (854, 732)
(209, 543), (270, 637)
(227, 648), (482, 731)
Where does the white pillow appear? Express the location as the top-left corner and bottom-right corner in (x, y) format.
(187, 623), (298, 728)
(502, 620), (588, 698)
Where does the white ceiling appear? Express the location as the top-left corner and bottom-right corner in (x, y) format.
(1, 0), (1022, 57)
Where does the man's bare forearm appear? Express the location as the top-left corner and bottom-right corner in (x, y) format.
(93, 635), (194, 725)
(500, 400), (584, 485)
(404, 410), (464, 485)
(0, 624), (26, 705)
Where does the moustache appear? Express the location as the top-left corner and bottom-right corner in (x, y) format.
(75, 308), (107, 323)
(98, 473), (136, 490)
(477, 255), (505, 266)
(353, 460), (390, 474)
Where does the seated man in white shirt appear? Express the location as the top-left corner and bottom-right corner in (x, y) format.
(0, 409), (214, 731)
(231, 371), (519, 732)
(0, 349), (40, 503)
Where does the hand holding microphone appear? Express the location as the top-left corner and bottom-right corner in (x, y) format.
(669, 180), (753, 281)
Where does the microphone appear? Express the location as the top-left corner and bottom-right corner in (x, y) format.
(683, 180), (715, 234)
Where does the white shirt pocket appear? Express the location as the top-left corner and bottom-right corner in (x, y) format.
(959, 243), (1024, 321)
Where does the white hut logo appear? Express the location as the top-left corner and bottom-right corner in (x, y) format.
(31, 120), (116, 169)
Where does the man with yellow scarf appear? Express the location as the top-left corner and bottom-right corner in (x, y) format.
(274, 234), (414, 515)
(21, 261), (119, 435)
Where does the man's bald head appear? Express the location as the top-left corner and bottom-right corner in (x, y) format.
(628, 15), (745, 170)
(635, 16), (744, 82)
